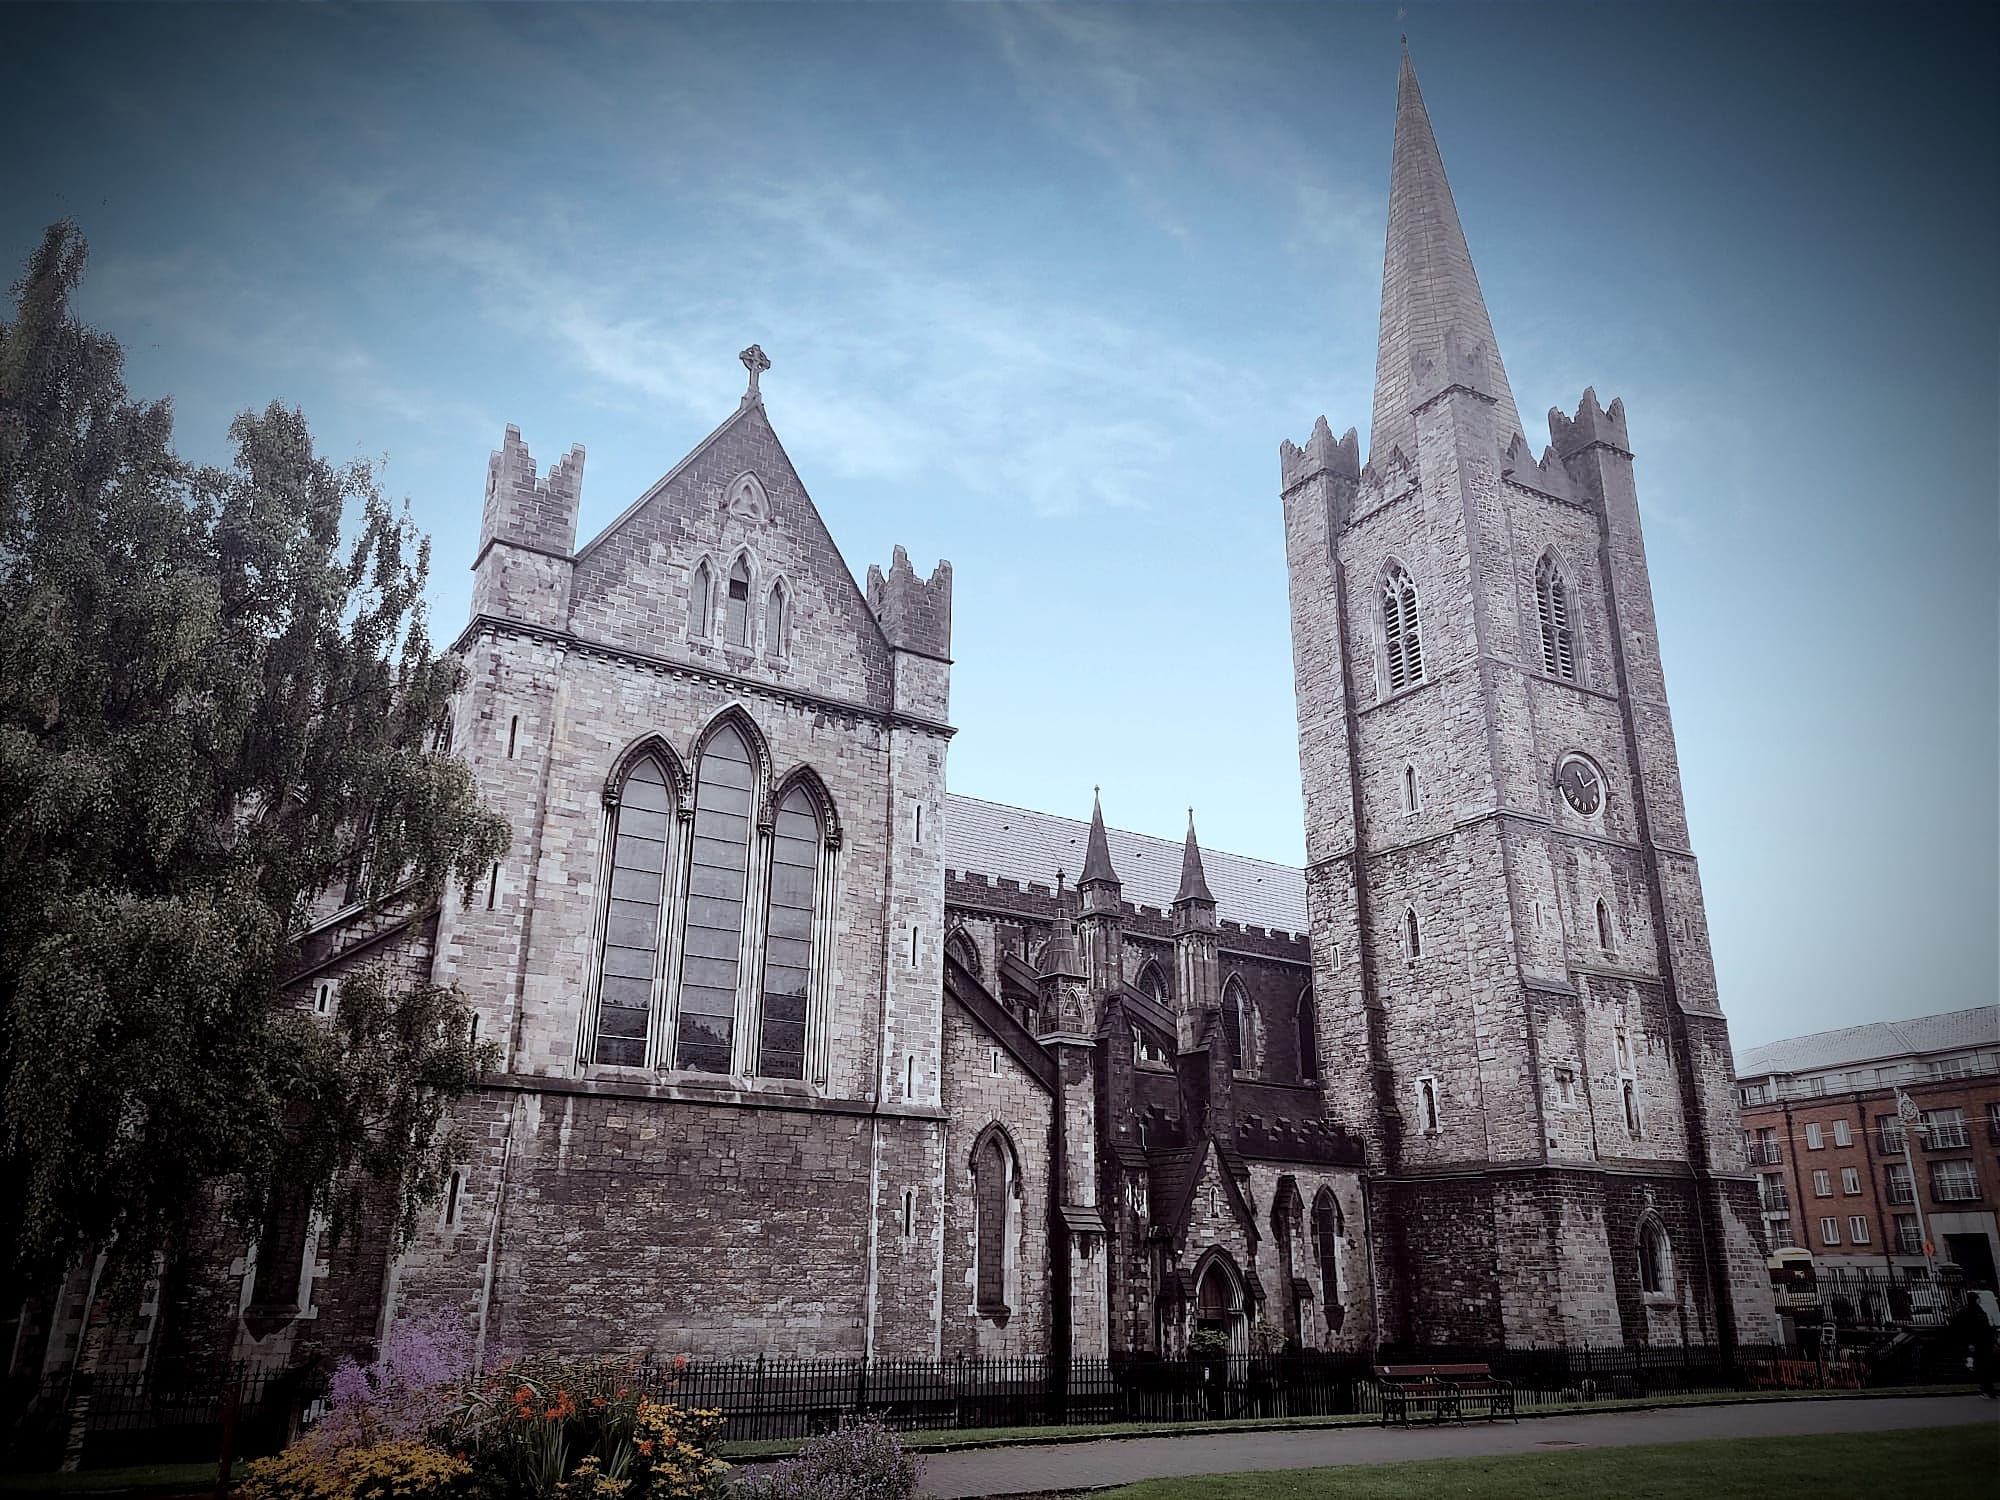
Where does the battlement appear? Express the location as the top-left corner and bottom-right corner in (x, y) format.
(1548, 387), (1632, 458)
(866, 544), (953, 658)
(1409, 326), (1503, 413)
(1501, 429), (1578, 502)
(479, 424), (584, 559)
(1280, 417), (1361, 493)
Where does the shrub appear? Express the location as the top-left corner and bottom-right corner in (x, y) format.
(734, 1421), (919, 1500)
(315, 1313), (480, 1448)
(240, 1438), (472, 1500)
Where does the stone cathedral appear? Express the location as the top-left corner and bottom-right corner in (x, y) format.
(16, 51), (1778, 1385)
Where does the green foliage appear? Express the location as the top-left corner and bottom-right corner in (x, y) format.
(0, 220), (510, 1285)
(239, 1440), (472, 1500)
(1184, 1328), (1232, 1361)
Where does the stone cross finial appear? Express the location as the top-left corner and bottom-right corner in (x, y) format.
(739, 344), (770, 403)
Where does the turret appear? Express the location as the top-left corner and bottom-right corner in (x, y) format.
(471, 425), (583, 630)
(1170, 812), (1220, 1051)
(866, 545), (953, 722)
(1077, 789), (1125, 995)
(1037, 874), (1089, 1038)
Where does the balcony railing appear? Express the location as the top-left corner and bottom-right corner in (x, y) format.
(1885, 1180), (1915, 1205)
(1748, 1142), (1782, 1165)
(1933, 1178), (1981, 1205)
(1919, 1124), (1970, 1150)
(1895, 1226), (1925, 1255)
(1876, 1129), (1906, 1155)
(1761, 1189), (1790, 1213)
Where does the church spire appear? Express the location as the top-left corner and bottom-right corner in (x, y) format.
(1173, 810), (1215, 908)
(1079, 787), (1119, 890)
(1369, 42), (1523, 464)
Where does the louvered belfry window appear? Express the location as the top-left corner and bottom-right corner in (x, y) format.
(595, 755), (673, 1067)
(1537, 555), (1577, 680)
(677, 725), (754, 1072)
(756, 785), (820, 1079)
(1382, 566), (1423, 692)
(725, 557), (752, 646)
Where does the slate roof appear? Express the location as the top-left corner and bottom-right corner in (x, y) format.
(1735, 1006), (1999, 1078)
(944, 793), (1307, 935)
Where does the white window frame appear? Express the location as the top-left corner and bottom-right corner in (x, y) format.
(1818, 1216), (1841, 1247)
(1832, 1119), (1852, 1147)
(1848, 1215), (1870, 1245)
(1841, 1167), (1862, 1195)
(1804, 1122), (1823, 1150)
(1812, 1169), (1832, 1198)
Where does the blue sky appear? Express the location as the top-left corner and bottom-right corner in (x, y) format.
(5, 2), (1994, 1051)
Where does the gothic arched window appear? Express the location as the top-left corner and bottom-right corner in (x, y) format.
(1639, 1218), (1673, 1296)
(972, 1129), (1015, 1317)
(676, 724), (754, 1072)
(1405, 907), (1422, 960)
(756, 784), (821, 1080)
(1312, 1188), (1341, 1317)
(1382, 564), (1424, 693)
(1221, 977), (1247, 1069)
(766, 580), (788, 658)
(1623, 1079), (1642, 1138)
(1597, 898), (1614, 952)
(1297, 988), (1318, 1081)
(1402, 763), (1418, 813)
(1420, 1077), (1440, 1133)
(1135, 960), (1168, 1008)
(725, 556), (752, 647)
(594, 753), (674, 1067)
(1537, 554), (1577, 681)
(689, 560), (712, 639)
(946, 927), (981, 976)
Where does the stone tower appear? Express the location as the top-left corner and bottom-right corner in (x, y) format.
(1281, 46), (1777, 1350)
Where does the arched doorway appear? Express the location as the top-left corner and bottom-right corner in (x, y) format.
(1193, 1254), (1247, 1357)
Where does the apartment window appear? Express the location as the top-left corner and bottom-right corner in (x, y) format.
(1918, 1108), (1969, 1150)
(1988, 1101), (2000, 1143)
(1875, 1115), (1906, 1154)
(1741, 1083), (1768, 1106)
(1804, 1122), (1823, 1150)
(1753, 1127), (1781, 1165)
(1812, 1170), (1832, 1198)
(1832, 1119), (1852, 1148)
(1885, 1162), (1915, 1205)
(1894, 1215), (1923, 1256)
(1927, 1055), (1975, 1081)
(1761, 1173), (1789, 1213)
(1841, 1167), (1862, 1195)
(1848, 1216), (1871, 1245)
(1931, 1159), (1979, 1203)
(1818, 1216), (1841, 1247)
(1767, 1218), (1795, 1250)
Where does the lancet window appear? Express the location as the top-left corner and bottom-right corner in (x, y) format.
(689, 560), (712, 638)
(677, 725), (754, 1072)
(1382, 564), (1424, 693)
(1312, 1188), (1341, 1314)
(1221, 976), (1247, 1069)
(755, 784), (821, 1079)
(725, 556), (752, 646)
(593, 754), (674, 1067)
(1536, 555), (1577, 680)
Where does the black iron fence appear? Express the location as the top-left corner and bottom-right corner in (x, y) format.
(3, 1329), (1978, 1472)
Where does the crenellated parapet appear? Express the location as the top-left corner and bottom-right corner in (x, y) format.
(866, 544), (953, 659)
(1500, 429), (1579, 503)
(1548, 387), (1632, 459)
(1409, 326), (1506, 416)
(1279, 416), (1361, 495)
(479, 424), (584, 561)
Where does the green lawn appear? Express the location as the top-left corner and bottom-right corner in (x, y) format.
(1065, 1425), (1997, 1499)
(0, 1464), (217, 1495)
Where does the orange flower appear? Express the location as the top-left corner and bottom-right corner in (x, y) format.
(672, 1355), (689, 1371)
(635, 1440), (654, 1457)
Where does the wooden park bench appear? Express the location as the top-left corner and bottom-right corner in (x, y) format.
(1373, 1363), (1517, 1426)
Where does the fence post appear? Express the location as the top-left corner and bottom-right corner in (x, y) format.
(214, 1363), (244, 1500)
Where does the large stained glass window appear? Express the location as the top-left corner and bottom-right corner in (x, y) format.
(757, 786), (820, 1079)
(677, 726), (753, 1072)
(595, 755), (672, 1067)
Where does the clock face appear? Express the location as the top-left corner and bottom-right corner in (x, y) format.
(1557, 756), (1603, 816)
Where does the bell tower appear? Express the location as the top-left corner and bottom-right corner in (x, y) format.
(1282, 44), (1777, 1351)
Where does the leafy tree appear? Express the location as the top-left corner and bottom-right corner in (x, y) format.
(0, 220), (510, 1307)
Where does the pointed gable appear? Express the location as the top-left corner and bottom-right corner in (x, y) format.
(566, 400), (896, 712)
(1370, 44), (1524, 466)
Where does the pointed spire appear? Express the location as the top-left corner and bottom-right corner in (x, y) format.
(1080, 786), (1120, 889)
(1174, 809), (1215, 907)
(1369, 44), (1523, 464)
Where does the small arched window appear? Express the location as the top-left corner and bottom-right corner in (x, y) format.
(725, 556), (752, 647)
(1297, 988), (1317, 1081)
(1537, 554), (1577, 681)
(766, 580), (788, 658)
(1312, 1188), (1341, 1314)
(972, 1130), (1015, 1317)
(1639, 1218), (1672, 1295)
(676, 724), (754, 1072)
(1382, 564), (1423, 694)
(595, 753), (674, 1067)
(1420, 1077), (1439, 1133)
(756, 784), (821, 1079)
(1596, 898), (1613, 952)
(1135, 960), (1168, 1008)
(1402, 764), (1418, 813)
(689, 560), (712, 638)
(946, 927), (982, 976)
(1221, 977), (1247, 1069)
(1623, 1080), (1642, 1137)
(1405, 908), (1422, 960)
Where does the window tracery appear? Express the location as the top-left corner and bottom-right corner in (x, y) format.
(1382, 564), (1423, 693)
(1536, 554), (1577, 681)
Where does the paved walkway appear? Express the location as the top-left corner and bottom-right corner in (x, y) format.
(912, 1394), (1998, 1497)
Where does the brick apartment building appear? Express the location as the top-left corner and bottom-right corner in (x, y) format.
(1736, 1007), (2000, 1289)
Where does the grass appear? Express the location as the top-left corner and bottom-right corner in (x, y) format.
(712, 1383), (1977, 1458)
(0, 1464), (217, 1495)
(1046, 1425), (1998, 1498)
